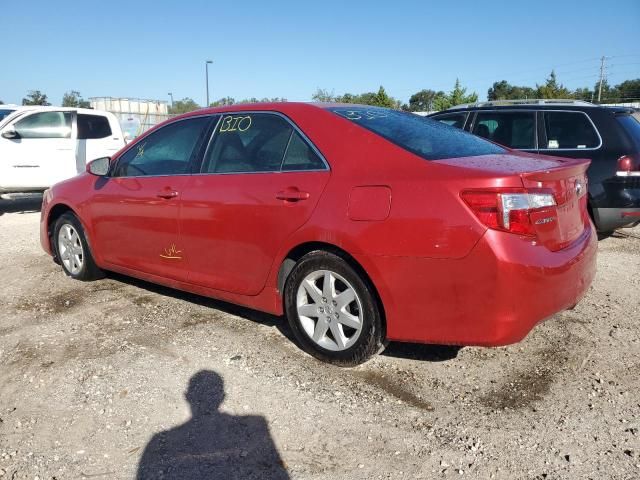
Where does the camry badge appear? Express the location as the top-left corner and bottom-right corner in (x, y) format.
(575, 180), (584, 197)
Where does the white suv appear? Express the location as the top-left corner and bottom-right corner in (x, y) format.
(0, 107), (125, 194)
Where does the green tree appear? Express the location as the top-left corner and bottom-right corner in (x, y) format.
(536, 71), (571, 99)
(614, 78), (640, 102)
(432, 79), (478, 110)
(573, 87), (593, 101)
(311, 88), (338, 102)
(62, 90), (91, 108)
(406, 89), (446, 111)
(210, 96), (235, 107)
(22, 90), (50, 106)
(169, 97), (200, 114)
(487, 80), (536, 100)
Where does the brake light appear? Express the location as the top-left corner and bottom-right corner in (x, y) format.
(461, 189), (556, 236)
(617, 155), (640, 176)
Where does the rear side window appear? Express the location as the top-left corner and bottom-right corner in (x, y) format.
(282, 132), (325, 171)
(615, 114), (640, 151)
(113, 116), (210, 177)
(203, 113), (293, 173)
(431, 112), (467, 129)
(329, 107), (505, 160)
(78, 114), (112, 139)
(14, 111), (72, 139)
(472, 112), (536, 149)
(543, 111), (600, 149)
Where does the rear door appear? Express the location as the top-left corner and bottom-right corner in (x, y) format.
(0, 111), (75, 189)
(89, 115), (212, 281)
(470, 110), (538, 153)
(180, 112), (330, 295)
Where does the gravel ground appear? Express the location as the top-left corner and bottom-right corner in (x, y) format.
(0, 195), (639, 480)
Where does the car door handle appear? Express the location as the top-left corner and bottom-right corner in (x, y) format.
(156, 190), (179, 199)
(276, 188), (310, 202)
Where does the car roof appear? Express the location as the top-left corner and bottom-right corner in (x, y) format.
(432, 99), (635, 115)
(2, 105), (106, 114)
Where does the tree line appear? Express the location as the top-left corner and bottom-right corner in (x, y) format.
(0, 90), (91, 108)
(3, 71), (638, 114)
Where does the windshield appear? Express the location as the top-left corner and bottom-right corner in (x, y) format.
(616, 114), (640, 151)
(0, 109), (16, 121)
(329, 107), (506, 160)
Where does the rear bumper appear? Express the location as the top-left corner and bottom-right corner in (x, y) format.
(596, 176), (640, 230)
(592, 207), (640, 231)
(356, 224), (597, 346)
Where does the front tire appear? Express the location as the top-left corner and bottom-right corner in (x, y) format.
(284, 251), (385, 366)
(53, 212), (104, 281)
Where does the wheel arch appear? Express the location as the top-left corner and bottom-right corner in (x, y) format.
(46, 203), (95, 259)
(277, 241), (387, 338)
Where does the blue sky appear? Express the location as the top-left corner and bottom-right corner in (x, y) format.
(2, 0), (639, 106)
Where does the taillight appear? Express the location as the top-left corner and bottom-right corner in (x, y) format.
(461, 189), (556, 236)
(617, 155), (640, 176)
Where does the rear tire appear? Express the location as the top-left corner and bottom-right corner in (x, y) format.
(53, 212), (104, 281)
(284, 251), (385, 366)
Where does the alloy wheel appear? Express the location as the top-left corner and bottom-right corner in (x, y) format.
(296, 269), (363, 351)
(57, 223), (84, 275)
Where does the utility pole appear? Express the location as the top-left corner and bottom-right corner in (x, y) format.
(597, 56), (607, 103)
(205, 60), (213, 107)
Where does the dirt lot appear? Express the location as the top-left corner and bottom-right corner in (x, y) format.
(0, 195), (639, 479)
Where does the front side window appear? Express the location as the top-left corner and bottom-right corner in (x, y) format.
(330, 107), (505, 160)
(78, 114), (112, 139)
(113, 116), (211, 177)
(202, 113), (293, 173)
(431, 112), (467, 129)
(14, 111), (72, 139)
(472, 112), (536, 149)
(543, 111), (599, 149)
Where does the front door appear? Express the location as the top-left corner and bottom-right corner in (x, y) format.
(89, 115), (212, 280)
(0, 111), (75, 190)
(180, 112), (330, 295)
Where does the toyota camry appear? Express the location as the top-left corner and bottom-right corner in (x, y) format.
(40, 103), (597, 365)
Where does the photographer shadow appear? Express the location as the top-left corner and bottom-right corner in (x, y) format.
(137, 370), (289, 480)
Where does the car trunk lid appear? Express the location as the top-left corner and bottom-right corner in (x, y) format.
(435, 153), (591, 251)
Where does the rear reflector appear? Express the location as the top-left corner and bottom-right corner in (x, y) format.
(461, 189), (556, 236)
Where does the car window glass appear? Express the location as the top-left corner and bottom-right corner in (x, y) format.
(113, 116), (210, 177)
(543, 112), (599, 149)
(615, 114), (640, 150)
(330, 107), (505, 160)
(14, 111), (72, 139)
(0, 109), (16, 121)
(281, 131), (325, 171)
(78, 114), (112, 139)
(432, 113), (467, 129)
(203, 113), (293, 173)
(472, 112), (536, 149)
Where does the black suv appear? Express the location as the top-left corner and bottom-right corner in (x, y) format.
(429, 100), (640, 232)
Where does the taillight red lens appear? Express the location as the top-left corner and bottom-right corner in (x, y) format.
(618, 155), (634, 172)
(461, 189), (556, 236)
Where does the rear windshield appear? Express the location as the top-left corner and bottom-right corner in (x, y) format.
(329, 107), (506, 160)
(616, 114), (640, 151)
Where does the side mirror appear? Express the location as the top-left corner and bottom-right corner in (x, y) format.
(87, 157), (111, 176)
(1, 128), (19, 140)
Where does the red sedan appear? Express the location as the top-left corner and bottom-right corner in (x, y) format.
(40, 103), (597, 365)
